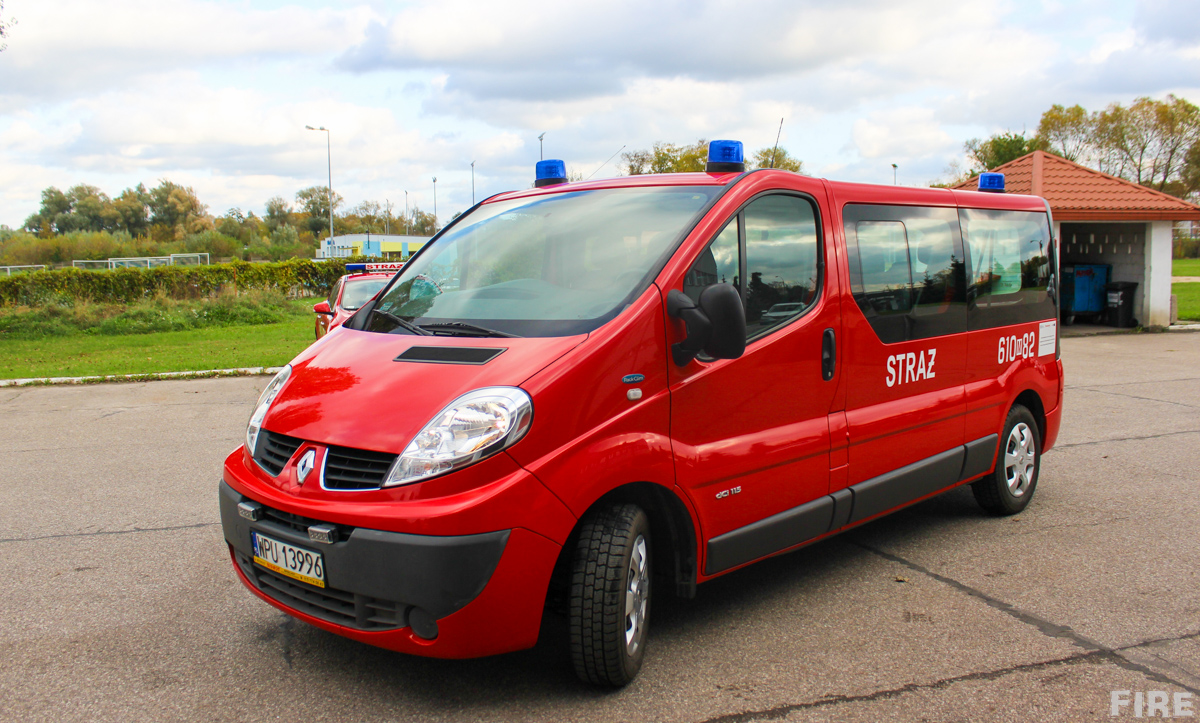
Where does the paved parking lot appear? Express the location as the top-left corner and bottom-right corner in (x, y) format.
(2, 332), (1199, 722)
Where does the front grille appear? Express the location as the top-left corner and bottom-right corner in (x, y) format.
(323, 445), (397, 490)
(260, 505), (355, 539)
(236, 550), (406, 631)
(254, 430), (303, 476)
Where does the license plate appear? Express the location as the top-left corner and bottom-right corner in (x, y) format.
(251, 531), (326, 588)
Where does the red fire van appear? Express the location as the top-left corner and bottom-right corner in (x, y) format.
(220, 143), (1062, 686)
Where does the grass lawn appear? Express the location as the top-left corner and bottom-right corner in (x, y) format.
(0, 314), (316, 379)
(1174, 258), (1200, 277)
(1175, 282), (1200, 321)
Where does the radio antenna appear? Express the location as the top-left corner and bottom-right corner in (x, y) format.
(769, 118), (784, 168)
(587, 145), (626, 180)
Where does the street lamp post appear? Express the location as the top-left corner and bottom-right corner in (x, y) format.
(470, 161), (476, 205)
(538, 132), (546, 160)
(403, 191), (409, 235)
(432, 177), (438, 232)
(305, 126), (335, 244)
(892, 163), (898, 185)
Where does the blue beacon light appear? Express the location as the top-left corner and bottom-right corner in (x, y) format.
(535, 159), (568, 187)
(345, 263), (366, 272)
(978, 172), (1006, 193)
(706, 140), (745, 173)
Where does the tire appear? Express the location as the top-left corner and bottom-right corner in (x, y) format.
(568, 503), (652, 687)
(972, 405), (1040, 515)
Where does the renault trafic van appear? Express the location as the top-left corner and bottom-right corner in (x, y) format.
(220, 142), (1062, 686)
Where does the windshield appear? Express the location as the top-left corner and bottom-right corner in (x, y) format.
(340, 278), (390, 310)
(365, 186), (721, 337)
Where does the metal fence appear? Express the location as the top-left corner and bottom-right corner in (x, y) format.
(71, 253), (210, 270)
(1, 265), (47, 276)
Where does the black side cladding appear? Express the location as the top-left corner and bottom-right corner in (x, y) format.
(847, 446), (965, 524)
(960, 434), (1000, 481)
(702, 436), (998, 575)
(394, 346), (506, 365)
(705, 496), (833, 575)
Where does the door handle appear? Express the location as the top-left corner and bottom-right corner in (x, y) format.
(821, 328), (836, 381)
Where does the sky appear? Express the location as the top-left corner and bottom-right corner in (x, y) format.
(1, 0), (1198, 229)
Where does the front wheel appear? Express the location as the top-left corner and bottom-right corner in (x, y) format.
(972, 405), (1040, 515)
(568, 503), (652, 687)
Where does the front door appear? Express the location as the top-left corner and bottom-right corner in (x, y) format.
(667, 189), (841, 575)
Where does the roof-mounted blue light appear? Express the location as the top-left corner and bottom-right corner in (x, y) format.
(345, 263), (366, 272)
(535, 159), (568, 187)
(978, 172), (1006, 193)
(706, 140), (745, 173)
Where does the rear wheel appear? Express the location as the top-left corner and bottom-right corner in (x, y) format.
(972, 405), (1040, 515)
(568, 503), (651, 687)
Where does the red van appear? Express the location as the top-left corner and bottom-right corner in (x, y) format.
(220, 144), (1062, 686)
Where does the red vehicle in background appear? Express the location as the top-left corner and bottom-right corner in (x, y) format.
(313, 263), (403, 339)
(222, 145), (1062, 687)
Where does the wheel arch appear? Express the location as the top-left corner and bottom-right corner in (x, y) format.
(549, 482), (698, 607)
(1013, 388), (1047, 445)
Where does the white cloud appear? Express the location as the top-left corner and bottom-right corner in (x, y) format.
(1, 0), (1197, 226)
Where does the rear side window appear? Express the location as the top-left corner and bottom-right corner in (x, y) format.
(960, 208), (1055, 329)
(844, 205), (967, 343)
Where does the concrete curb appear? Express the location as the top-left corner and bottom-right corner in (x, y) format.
(0, 366), (284, 388)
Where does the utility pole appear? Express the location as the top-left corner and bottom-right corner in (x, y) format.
(403, 191), (409, 235)
(470, 161), (476, 205)
(305, 125), (334, 243)
(432, 177), (438, 232)
(385, 198), (393, 235)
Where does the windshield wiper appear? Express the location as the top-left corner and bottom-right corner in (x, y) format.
(417, 322), (521, 338)
(370, 308), (430, 335)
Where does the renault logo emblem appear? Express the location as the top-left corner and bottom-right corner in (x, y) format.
(296, 449), (316, 485)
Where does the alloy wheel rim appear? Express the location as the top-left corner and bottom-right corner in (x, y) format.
(624, 535), (649, 655)
(1004, 422), (1036, 497)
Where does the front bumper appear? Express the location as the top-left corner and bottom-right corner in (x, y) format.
(219, 445), (573, 659)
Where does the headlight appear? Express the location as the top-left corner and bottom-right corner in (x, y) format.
(246, 365), (292, 456)
(384, 386), (533, 487)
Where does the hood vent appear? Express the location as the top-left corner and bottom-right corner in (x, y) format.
(394, 346), (507, 365)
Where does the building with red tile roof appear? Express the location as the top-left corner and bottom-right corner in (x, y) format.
(954, 151), (1199, 326)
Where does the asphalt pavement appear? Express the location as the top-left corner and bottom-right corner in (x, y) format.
(1, 332), (1198, 722)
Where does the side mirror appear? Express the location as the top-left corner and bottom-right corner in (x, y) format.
(667, 285), (746, 366)
(313, 301), (333, 315)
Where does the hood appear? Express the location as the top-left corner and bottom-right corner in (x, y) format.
(262, 327), (584, 453)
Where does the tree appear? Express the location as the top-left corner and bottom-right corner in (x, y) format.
(112, 184), (150, 236)
(750, 146), (804, 173)
(264, 196), (292, 231)
(0, 1), (15, 52)
(351, 200), (384, 233)
(1035, 104), (1093, 162)
(622, 140), (708, 175)
(1092, 95), (1200, 192)
(147, 180), (207, 237)
(964, 132), (1049, 174)
(406, 207), (438, 236)
(296, 186), (343, 239)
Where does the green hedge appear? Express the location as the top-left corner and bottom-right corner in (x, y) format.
(0, 259), (360, 306)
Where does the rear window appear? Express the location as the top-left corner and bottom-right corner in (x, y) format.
(340, 278), (390, 310)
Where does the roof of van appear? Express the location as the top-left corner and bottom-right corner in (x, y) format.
(488, 169), (1049, 213)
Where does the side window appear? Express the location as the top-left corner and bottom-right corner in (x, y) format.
(960, 208), (1055, 329)
(683, 219), (739, 304)
(328, 279), (343, 308)
(743, 195), (820, 338)
(853, 220), (911, 344)
(845, 204), (966, 343)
